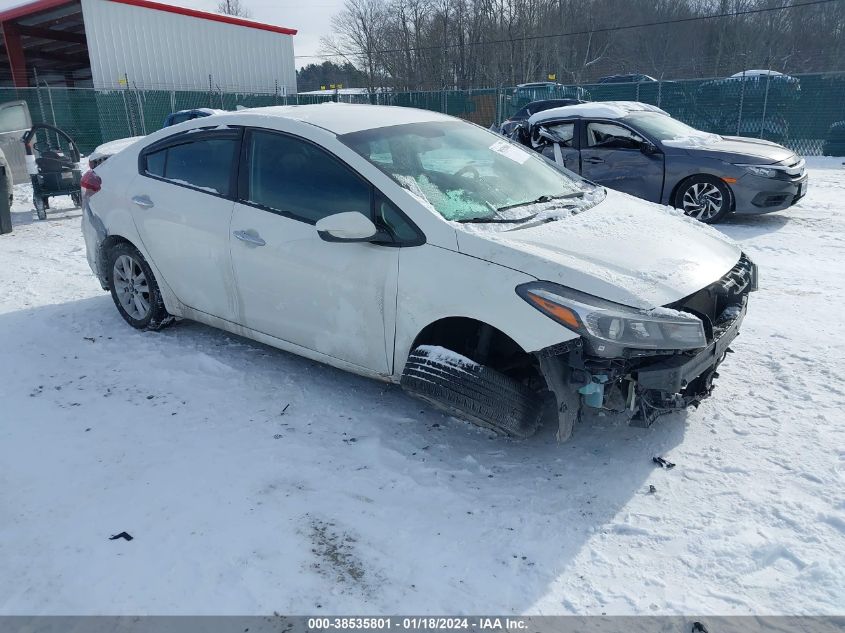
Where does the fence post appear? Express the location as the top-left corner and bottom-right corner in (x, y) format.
(760, 68), (772, 140)
(736, 70), (746, 135)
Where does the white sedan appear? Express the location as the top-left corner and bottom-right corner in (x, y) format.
(81, 103), (756, 440)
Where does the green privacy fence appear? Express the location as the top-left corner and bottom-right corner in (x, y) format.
(2, 71), (843, 156)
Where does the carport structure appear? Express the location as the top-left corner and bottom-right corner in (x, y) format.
(0, 0), (90, 88)
(0, 0), (298, 92)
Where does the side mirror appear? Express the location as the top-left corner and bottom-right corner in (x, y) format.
(641, 141), (660, 155)
(316, 211), (382, 243)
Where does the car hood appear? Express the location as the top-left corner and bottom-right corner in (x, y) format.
(455, 190), (741, 309)
(678, 135), (795, 164)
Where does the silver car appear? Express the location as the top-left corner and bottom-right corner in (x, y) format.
(523, 101), (808, 223)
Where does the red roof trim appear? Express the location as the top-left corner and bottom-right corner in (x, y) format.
(0, 0), (77, 23)
(108, 0), (297, 35)
(0, 0), (297, 35)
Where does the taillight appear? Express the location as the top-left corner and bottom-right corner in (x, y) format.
(81, 169), (101, 194)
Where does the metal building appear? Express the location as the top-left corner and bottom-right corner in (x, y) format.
(0, 0), (298, 93)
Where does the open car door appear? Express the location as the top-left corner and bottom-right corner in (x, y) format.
(0, 100), (33, 183)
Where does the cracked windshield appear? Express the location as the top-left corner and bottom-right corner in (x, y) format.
(341, 121), (589, 222)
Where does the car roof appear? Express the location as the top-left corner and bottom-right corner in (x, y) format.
(223, 102), (455, 135)
(527, 100), (668, 125)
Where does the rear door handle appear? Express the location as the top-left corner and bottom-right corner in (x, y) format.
(131, 195), (154, 209)
(583, 157), (604, 164)
(233, 230), (266, 246)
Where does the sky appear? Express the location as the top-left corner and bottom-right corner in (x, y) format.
(0, 0), (345, 69)
(169, 0), (345, 68)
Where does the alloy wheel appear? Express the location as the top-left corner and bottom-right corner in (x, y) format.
(681, 182), (724, 221)
(113, 254), (151, 320)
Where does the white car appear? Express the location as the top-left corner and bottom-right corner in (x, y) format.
(81, 104), (756, 441)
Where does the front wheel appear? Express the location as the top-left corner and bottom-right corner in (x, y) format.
(401, 345), (543, 438)
(674, 176), (732, 224)
(106, 243), (173, 331)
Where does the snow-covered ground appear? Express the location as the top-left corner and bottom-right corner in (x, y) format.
(1, 160), (843, 615)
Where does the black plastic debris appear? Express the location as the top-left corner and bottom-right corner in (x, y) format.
(692, 622), (709, 633)
(109, 532), (133, 541)
(653, 456), (676, 469)
(648, 485), (657, 494)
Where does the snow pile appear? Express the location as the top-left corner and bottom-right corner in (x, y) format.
(1, 160), (844, 615)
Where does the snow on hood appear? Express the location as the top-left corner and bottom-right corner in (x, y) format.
(528, 101), (667, 126)
(662, 132), (723, 148)
(687, 135), (796, 163)
(455, 189), (741, 309)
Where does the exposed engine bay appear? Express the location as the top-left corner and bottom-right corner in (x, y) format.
(537, 254), (757, 440)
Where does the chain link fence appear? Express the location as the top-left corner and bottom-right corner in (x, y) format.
(1, 71), (843, 156)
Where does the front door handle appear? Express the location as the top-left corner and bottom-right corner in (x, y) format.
(131, 195), (154, 209)
(233, 230), (266, 246)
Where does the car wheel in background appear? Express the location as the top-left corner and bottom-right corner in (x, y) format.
(71, 192), (82, 208)
(106, 242), (173, 331)
(401, 345), (543, 438)
(674, 175), (732, 224)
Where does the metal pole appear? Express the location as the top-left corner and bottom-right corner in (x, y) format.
(0, 164), (11, 235)
(760, 64), (772, 140)
(736, 70), (746, 136)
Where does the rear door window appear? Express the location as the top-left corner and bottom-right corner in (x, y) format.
(545, 122), (575, 147)
(142, 134), (238, 196)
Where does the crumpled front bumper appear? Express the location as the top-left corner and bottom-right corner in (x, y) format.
(636, 295), (747, 395)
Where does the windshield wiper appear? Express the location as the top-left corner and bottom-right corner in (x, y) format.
(496, 191), (584, 213)
(457, 213), (537, 224)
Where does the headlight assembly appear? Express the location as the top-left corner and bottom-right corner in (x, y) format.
(736, 164), (778, 178)
(516, 282), (707, 353)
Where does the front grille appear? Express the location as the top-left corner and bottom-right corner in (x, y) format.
(773, 156), (806, 182)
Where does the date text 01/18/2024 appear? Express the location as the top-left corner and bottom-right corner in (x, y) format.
(307, 618), (529, 630)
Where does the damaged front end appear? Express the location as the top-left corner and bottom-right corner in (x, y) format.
(529, 254), (757, 439)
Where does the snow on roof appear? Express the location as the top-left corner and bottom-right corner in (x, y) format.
(298, 88), (371, 96)
(730, 69), (784, 78)
(233, 102), (453, 135)
(528, 101), (668, 126)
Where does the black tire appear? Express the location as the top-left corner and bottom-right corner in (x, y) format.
(106, 242), (173, 331)
(401, 346), (543, 438)
(673, 175), (732, 224)
(34, 196), (46, 221)
(71, 191), (82, 208)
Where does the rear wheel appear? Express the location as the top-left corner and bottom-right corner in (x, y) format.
(34, 196), (47, 221)
(106, 243), (173, 331)
(71, 191), (82, 207)
(401, 345), (543, 438)
(674, 175), (732, 224)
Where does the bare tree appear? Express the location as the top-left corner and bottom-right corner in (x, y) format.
(217, 0), (251, 18)
(321, 0), (845, 91)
